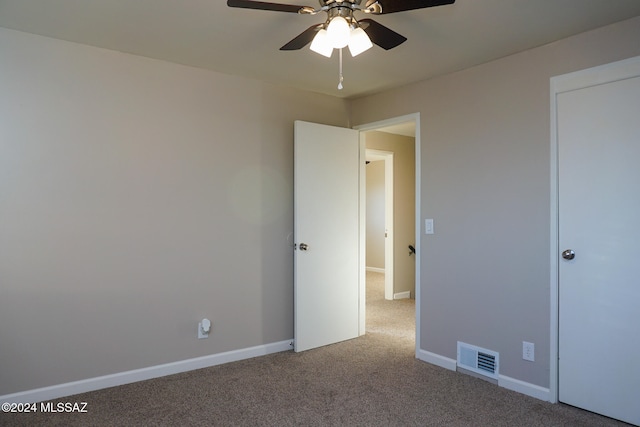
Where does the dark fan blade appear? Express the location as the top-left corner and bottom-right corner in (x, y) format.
(227, 0), (304, 13)
(359, 19), (407, 50)
(366, 0), (455, 14)
(280, 24), (323, 50)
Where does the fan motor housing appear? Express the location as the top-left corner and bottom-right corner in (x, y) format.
(327, 6), (355, 23)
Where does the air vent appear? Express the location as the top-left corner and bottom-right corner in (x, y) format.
(457, 342), (499, 380)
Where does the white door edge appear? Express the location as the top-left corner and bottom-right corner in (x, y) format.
(354, 112), (421, 354)
(549, 55), (640, 404)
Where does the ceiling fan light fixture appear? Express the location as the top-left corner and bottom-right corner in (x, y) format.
(310, 29), (333, 57)
(326, 16), (350, 49)
(348, 27), (373, 57)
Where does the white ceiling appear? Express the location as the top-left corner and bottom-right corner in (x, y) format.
(1, 0), (639, 99)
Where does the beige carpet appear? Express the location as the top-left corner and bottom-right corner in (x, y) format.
(365, 270), (415, 343)
(0, 272), (630, 426)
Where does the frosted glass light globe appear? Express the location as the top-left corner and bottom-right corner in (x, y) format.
(348, 27), (373, 57)
(326, 16), (350, 49)
(310, 29), (333, 57)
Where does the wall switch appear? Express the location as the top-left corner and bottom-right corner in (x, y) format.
(522, 341), (534, 362)
(425, 219), (434, 235)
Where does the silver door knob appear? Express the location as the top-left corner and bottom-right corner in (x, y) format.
(299, 243), (309, 251)
(562, 249), (575, 260)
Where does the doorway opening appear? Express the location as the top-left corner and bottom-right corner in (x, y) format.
(357, 114), (419, 351)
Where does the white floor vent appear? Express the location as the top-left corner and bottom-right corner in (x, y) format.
(457, 342), (499, 380)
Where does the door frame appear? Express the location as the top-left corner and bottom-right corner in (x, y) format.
(549, 55), (640, 404)
(354, 113), (421, 355)
(365, 149), (395, 300)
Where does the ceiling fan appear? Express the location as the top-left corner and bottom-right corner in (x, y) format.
(227, 0), (456, 57)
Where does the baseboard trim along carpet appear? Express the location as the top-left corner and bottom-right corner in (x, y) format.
(498, 374), (550, 402)
(417, 349), (457, 371)
(394, 291), (411, 299)
(0, 339), (293, 404)
(417, 349), (550, 402)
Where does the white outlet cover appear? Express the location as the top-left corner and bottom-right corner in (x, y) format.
(523, 341), (534, 361)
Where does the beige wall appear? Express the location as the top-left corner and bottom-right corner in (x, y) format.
(0, 27), (349, 395)
(350, 16), (640, 388)
(365, 160), (385, 270)
(365, 132), (416, 297)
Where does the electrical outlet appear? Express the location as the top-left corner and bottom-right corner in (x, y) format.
(522, 341), (534, 362)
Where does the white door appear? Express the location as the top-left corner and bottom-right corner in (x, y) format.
(557, 66), (640, 424)
(294, 120), (360, 352)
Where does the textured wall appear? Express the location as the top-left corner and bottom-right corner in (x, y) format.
(365, 160), (385, 270)
(0, 27), (349, 395)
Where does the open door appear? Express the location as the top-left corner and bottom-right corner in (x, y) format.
(294, 121), (361, 352)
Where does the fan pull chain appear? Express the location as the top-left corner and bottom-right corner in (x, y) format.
(338, 48), (344, 90)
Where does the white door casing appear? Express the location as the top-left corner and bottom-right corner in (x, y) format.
(553, 57), (640, 425)
(293, 120), (360, 353)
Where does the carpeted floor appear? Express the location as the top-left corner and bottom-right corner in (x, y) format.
(365, 270), (415, 344)
(0, 272), (630, 426)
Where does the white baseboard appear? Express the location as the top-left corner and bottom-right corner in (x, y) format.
(0, 340), (293, 404)
(417, 349), (457, 371)
(366, 267), (385, 273)
(498, 374), (551, 402)
(416, 349), (550, 402)
(394, 291), (411, 299)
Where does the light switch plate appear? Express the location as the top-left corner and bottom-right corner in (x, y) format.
(425, 219), (434, 235)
